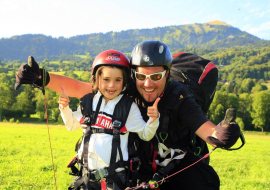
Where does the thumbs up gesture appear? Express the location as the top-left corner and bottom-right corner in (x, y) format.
(147, 98), (160, 124)
(206, 108), (240, 149)
(58, 86), (70, 109)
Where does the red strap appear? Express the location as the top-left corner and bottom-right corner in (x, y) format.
(152, 150), (158, 174)
(198, 62), (216, 84)
(172, 52), (185, 58)
(101, 179), (107, 190)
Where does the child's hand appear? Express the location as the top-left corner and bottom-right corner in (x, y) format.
(147, 98), (160, 124)
(58, 86), (70, 109)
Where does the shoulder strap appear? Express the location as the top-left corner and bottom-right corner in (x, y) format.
(109, 95), (133, 189)
(158, 81), (193, 143)
(80, 93), (95, 125)
(80, 93), (103, 169)
(112, 94), (134, 128)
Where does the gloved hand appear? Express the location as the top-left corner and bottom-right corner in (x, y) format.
(206, 108), (240, 149)
(14, 56), (50, 91)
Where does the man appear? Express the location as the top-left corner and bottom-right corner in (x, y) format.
(15, 41), (240, 189)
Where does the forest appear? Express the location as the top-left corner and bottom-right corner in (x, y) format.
(0, 45), (270, 132)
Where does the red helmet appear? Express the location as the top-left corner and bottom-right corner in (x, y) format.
(91, 50), (130, 75)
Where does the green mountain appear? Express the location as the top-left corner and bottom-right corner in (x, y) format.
(0, 20), (269, 62)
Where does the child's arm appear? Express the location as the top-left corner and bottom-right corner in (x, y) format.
(59, 86), (82, 131)
(125, 98), (160, 141)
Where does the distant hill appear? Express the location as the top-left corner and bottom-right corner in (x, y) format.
(0, 20), (269, 62)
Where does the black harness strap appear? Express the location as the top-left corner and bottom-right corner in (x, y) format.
(107, 120), (125, 190)
(92, 128), (125, 135)
(82, 95), (103, 167)
(107, 95), (133, 189)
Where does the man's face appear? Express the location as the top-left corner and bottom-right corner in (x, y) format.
(135, 66), (168, 103)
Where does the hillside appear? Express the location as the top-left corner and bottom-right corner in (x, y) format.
(0, 20), (269, 62)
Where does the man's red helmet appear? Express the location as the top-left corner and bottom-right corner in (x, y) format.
(91, 50), (130, 75)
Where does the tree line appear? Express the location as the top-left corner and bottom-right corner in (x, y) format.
(1, 71), (269, 132)
(0, 46), (270, 132)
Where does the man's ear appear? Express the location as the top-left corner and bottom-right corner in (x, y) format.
(166, 69), (170, 78)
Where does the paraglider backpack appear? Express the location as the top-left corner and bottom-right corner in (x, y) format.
(67, 93), (140, 190)
(169, 52), (218, 163)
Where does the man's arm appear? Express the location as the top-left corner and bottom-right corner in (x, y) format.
(48, 74), (92, 98)
(195, 108), (240, 149)
(178, 97), (240, 149)
(195, 121), (216, 143)
(14, 56), (92, 98)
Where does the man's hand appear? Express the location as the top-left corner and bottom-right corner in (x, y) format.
(207, 108), (240, 149)
(14, 56), (50, 91)
(58, 86), (70, 109)
(147, 98), (160, 124)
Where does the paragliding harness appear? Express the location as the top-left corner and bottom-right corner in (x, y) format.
(143, 52), (245, 189)
(140, 52), (219, 188)
(67, 93), (141, 190)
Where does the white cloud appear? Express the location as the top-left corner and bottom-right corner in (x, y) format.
(241, 24), (253, 31)
(244, 16), (250, 21)
(242, 2), (251, 8)
(260, 9), (270, 18)
(227, 20), (237, 26)
(249, 8), (260, 14)
(243, 22), (270, 34)
(207, 14), (220, 21)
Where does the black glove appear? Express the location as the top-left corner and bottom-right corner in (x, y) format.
(206, 108), (240, 149)
(14, 56), (50, 91)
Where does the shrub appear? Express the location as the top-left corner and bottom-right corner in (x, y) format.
(9, 118), (15, 123)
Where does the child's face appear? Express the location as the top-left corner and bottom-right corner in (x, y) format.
(99, 67), (124, 103)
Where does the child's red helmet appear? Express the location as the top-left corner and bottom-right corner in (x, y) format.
(91, 50), (130, 75)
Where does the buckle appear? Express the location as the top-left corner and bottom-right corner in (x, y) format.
(91, 170), (101, 182)
(112, 120), (121, 135)
(91, 168), (108, 182)
(98, 168), (108, 178)
(83, 116), (91, 125)
(130, 157), (141, 172)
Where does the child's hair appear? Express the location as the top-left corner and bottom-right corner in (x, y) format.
(90, 65), (129, 93)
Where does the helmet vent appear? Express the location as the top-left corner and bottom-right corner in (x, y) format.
(159, 45), (164, 54)
(143, 55), (150, 62)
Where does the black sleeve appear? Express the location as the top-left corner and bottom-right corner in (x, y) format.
(177, 97), (209, 132)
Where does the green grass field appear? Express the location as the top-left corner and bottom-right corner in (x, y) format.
(0, 123), (269, 190)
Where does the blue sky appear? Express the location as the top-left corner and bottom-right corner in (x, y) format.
(1, 0), (270, 40)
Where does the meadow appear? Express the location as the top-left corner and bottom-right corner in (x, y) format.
(0, 123), (269, 190)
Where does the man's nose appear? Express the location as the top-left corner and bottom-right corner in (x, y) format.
(144, 77), (153, 87)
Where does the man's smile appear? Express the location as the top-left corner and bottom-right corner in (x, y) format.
(143, 88), (155, 93)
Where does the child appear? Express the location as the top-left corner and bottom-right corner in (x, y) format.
(59, 50), (160, 190)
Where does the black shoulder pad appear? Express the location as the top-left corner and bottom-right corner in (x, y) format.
(161, 81), (193, 110)
(80, 93), (95, 117)
(112, 94), (134, 129)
